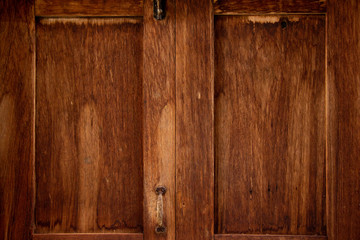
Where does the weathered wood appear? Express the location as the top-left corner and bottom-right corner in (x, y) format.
(214, 0), (326, 15)
(175, 0), (214, 239)
(214, 234), (327, 240)
(327, 0), (360, 239)
(215, 15), (326, 235)
(143, 0), (176, 239)
(32, 233), (143, 240)
(0, 0), (35, 239)
(35, 0), (143, 16)
(35, 18), (143, 233)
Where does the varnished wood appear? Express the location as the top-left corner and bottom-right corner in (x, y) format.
(214, 234), (327, 240)
(175, 0), (214, 239)
(0, 0), (35, 239)
(214, 0), (326, 15)
(215, 15), (326, 235)
(327, 0), (360, 239)
(143, 0), (176, 239)
(32, 233), (143, 240)
(35, 18), (143, 233)
(35, 0), (143, 17)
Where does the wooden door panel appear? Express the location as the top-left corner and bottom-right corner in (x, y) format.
(215, 15), (326, 235)
(35, 18), (143, 233)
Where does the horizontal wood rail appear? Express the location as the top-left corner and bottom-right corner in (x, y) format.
(215, 235), (327, 240)
(32, 233), (143, 240)
(35, 0), (143, 17)
(214, 0), (326, 15)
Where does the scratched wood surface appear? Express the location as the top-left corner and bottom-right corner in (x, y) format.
(327, 0), (360, 239)
(35, 0), (143, 16)
(214, 0), (326, 15)
(175, 0), (214, 239)
(0, 0), (35, 240)
(215, 15), (326, 235)
(35, 18), (143, 233)
(143, 0), (176, 239)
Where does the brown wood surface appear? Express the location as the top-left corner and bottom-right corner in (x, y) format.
(214, 234), (327, 240)
(214, 0), (326, 15)
(175, 0), (214, 239)
(32, 233), (143, 240)
(35, 0), (143, 17)
(215, 15), (326, 235)
(143, 0), (176, 239)
(0, 0), (35, 239)
(35, 18), (143, 233)
(327, 0), (360, 239)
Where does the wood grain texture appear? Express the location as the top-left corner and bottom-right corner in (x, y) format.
(215, 15), (326, 235)
(175, 0), (214, 239)
(0, 0), (35, 239)
(35, 18), (143, 233)
(327, 0), (360, 239)
(214, 0), (326, 15)
(143, 0), (176, 239)
(35, 0), (143, 17)
(215, 234), (327, 240)
(32, 233), (143, 240)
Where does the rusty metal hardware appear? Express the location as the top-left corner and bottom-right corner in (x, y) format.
(154, 0), (166, 20)
(155, 186), (166, 233)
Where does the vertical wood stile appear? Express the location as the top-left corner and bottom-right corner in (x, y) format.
(0, 0), (35, 239)
(143, 0), (176, 239)
(327, 0), (360, 239)
(175, 0), (214, 239)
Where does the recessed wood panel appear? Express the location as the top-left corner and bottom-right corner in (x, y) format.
(35, 18), (143, 233)
(215, 15), (326, 235)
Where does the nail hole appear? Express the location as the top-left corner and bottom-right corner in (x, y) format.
(281, 20), (287, 29)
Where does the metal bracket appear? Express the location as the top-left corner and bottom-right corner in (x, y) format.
(154, 0), (166, 20)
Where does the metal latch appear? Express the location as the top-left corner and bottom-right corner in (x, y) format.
(154, 0), (166, 20)
(155, 186), (166, 233)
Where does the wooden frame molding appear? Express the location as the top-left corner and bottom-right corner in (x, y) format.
(214, 0), (326, 15)
(143, 0), (176, 240)
(0, 0), (35, 239)
(175, 0), (214, 239)
(327, 0), (360, 239)
(214, 235), (327, 240)
(35, 0), (143, 17)
(32, 233), (143, 240)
